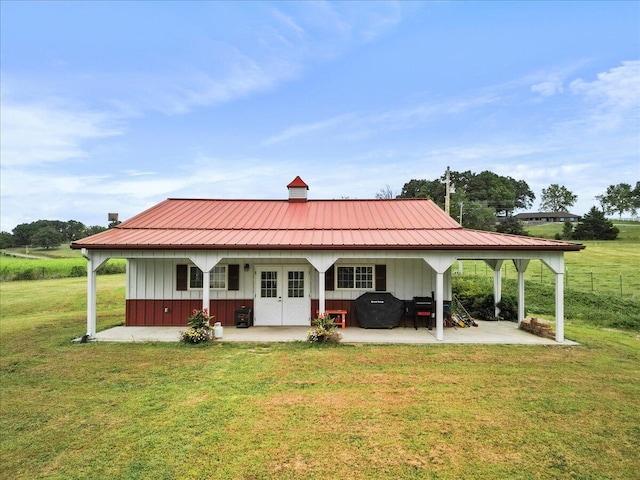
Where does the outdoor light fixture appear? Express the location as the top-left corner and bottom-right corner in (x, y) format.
(244, 263), (250, 271)
(164, 307), (170, 313)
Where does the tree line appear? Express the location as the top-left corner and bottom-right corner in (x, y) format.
(3, 175), (637, 248)
(380, 170), (639, 240)
(0, 219), (118, 249)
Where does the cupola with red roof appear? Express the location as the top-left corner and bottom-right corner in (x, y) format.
(287, 176), (309, 202)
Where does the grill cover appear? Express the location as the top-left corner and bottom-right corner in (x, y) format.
(355, 292), (404, 328)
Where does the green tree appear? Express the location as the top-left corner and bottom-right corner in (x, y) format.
(398, 170), (535, 217)
(496, 217), (528, 236)
(572, 207), (619, 240)
(84, 225), (108, 237)
(398, 178), (445, 204)
(596, 182), (639, 218)
(562, 219), (574, 240)
(540, 184), (577, 212)
(30, 226), (65, 249)
(0, 231), (15, 248)
(460, 201), (496, 231)
(62, 220), (88, 241)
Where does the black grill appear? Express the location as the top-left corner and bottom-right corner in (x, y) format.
(354, 292), (404, 329)
(234, 307), (253, 328)
(413, 294), (434, 330)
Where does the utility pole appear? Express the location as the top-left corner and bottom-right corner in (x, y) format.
(444, 166), (451, 216)
(458, 201), (464, 274)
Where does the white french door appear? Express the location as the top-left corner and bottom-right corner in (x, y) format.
(254, 266), (310, 326)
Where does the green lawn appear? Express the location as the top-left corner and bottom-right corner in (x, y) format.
(1, 275), (639, 479)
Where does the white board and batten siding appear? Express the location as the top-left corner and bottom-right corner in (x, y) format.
(126, 257), (449, 302)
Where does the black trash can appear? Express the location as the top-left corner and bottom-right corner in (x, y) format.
(234, 307), (253, 328)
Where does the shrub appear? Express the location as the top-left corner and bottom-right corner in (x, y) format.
(97, 262), (126, 275)
(452, 290), (519, 322)
(307, 315), (342, 344)
(496, 295), (520, 322)
(70, 266), (87, 277)
(13, 269), (38, 281)
(180, 309), (212, 344)
(180, 328), (212, 344)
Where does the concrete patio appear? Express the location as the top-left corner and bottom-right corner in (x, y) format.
(85, 320), (578, 345)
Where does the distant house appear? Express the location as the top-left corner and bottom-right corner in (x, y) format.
(72, 177), (584, 342)
(514, 212), (581, 224)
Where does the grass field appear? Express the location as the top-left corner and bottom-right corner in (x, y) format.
(1, 225), (639, 478)
(0, 253), (125, 281)
(1, 275), (640, 479)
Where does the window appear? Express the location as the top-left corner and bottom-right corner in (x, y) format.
(189, 266), (227, 289)
(337, 266), (373, 290)
(288, 271), (304, 298)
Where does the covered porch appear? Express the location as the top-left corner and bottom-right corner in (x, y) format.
(82, 248), (571, 342)
(84, 320), (578, 345)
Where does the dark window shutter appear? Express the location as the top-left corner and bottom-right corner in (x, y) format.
(176, 264), (188, 291)
(228, 264), (240, 291)
(325, 265), (335, 291)
(375, 264), (387, 291)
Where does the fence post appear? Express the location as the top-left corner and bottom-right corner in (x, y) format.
(620, 273), (623, 298)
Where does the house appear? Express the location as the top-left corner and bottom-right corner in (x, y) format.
(71, 176), (584, 342)
(514, 212), (581, 224)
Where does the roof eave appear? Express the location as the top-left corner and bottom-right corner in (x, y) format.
(72, 243), (585, 252)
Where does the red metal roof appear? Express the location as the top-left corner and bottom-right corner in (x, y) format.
(71, 198), (584, 252)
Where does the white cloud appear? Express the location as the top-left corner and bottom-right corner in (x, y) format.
(569, 60), (640, 129)
(263, 93), (502, 145)
(262, 113), (357, 145)
(571, 60), (640, 109)
(531, 79), (564, 97)
(108, 3), (405, 116)
(0, 99), (121, 167)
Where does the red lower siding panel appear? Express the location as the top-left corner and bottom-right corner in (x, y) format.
(126, 299), (254, 327)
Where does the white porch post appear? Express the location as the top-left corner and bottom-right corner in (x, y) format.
(555, 272), (565, 342)
(202, 269), (211, 313)
(87, 256), (97, 338)
(189, 253), (222, 315)
(484, 260), (503, 319)
(306, 253), (338, 319)
(318, 270), (326, 315)
(435, 271), (444, 341)
(82, 249), (108, 339)
(513, 260), (530, 325)
(494, 266), (502, 319)
(423, 254), (456, 342)
(541, 254), (566, 343)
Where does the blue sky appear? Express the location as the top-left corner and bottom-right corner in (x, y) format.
(1, 1), (639, 231)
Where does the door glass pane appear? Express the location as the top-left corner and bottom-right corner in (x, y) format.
(288, 271), (304, 298)
(261, 271), (277, 298)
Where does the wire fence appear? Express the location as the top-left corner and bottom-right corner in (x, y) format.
(454, 260), (638, 300)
